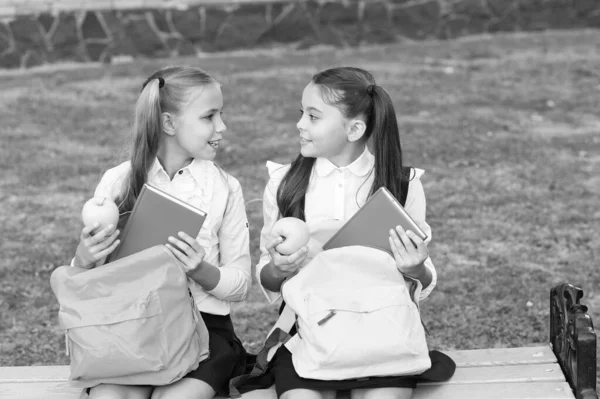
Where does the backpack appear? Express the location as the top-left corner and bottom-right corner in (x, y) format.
(282, 246), (431, 380)
(229, 246), (431, 398)
(50, 245), (210, 388)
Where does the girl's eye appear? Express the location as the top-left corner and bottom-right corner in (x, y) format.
(300, 109), (317, 121)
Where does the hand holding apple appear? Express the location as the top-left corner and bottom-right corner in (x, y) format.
(262, 217), (310, 283)
(74, 197), (121, 269)
(81, 197), (119, 234)
(271, 217), (310, 255)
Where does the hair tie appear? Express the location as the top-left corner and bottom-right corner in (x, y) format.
(367, 84), (376, 96)
(141, 76), (165, 90)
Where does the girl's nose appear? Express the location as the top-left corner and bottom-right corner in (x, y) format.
(296, 116), (306, 132)
(216, 115), (226, 134)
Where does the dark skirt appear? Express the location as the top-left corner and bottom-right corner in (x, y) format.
(184, 312), (247, 396)
(272, 346), (455, 397)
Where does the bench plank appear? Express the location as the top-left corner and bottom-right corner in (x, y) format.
(0, 381), (577, 399)
(413, 381), (575, 399)
(448, 345), (556, 367)
(0, 346), (555, 382)
(0, 382), (277, 399)
(0, 362), (566, 385)
(1, 380), (576, 399)
(0, 365), (71, 382)
(422, 363), (566, 385)
(0, 345), (575, 399)
(0, 382), (81, 399)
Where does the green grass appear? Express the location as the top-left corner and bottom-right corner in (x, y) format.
(1, 29), (599, 385)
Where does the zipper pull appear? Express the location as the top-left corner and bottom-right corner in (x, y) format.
(188, 290), (199, 323)
(317, 310), (337, 326)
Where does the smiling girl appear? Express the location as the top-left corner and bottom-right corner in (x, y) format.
(255, 67), (454, 399)
(72, 66), (251, 399)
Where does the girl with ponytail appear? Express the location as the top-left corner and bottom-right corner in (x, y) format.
(71, 66), (251, 399)
(255, 67), (451, 398)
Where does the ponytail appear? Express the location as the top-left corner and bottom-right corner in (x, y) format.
(276, 155), (315, 221)
(115, 77), (163, 231)
(368, 85), (410, 205)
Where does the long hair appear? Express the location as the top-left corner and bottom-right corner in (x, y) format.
(277, 67), (409, 220)
(116, 66), (217, 230)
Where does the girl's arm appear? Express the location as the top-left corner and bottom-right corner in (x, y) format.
(256, 177), (286, 303)
(402, 169), (437, 300)
(170, 179), (251, 301)
(203, 180), (252, 302)
(255, 161), (309, 303)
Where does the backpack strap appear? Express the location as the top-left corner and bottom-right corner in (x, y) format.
(229, 304), (296, 398)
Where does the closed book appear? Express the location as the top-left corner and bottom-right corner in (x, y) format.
(110, 184), (207, 261)
(323, 186), (427, 255)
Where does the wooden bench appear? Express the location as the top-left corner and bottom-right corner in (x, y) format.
(1, 284), (596, 399)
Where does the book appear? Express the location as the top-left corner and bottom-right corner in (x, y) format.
(322, 186), (427, 255)
(110, 184), (207, 261)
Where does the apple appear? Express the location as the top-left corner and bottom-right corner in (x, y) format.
(81, 196), (119, 233)
(272, 217), (310, 255)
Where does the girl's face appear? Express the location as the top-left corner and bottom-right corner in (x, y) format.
(170, 83), (226, 161)
(297, 82), (352, 162)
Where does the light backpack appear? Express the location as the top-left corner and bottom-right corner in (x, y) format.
(50, 245), (210, 388)
(281, 246), (431, 380)
(229, 246), (431, 397)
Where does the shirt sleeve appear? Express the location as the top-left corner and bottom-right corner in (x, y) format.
(255, 161), (288, 304)
(403, 169), (437, 301)
(94, 169), (126, 200)
(206, 180), (252, 302)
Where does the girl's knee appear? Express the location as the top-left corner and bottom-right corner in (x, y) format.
(280, 389), (335, 399)
(351, 387), (413, 399)
(151, 378), (215, 399)
(88, 384), (152, 399)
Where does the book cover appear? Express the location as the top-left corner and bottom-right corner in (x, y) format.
(110, 184), (207, 261)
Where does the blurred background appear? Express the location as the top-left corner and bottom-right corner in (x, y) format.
(0, 0), (598, 388)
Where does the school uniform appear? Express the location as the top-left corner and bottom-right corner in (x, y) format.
(256, 148), (451, 396)
(81, 158), (251, 395)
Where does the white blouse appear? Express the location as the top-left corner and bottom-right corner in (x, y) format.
(256, 147), (437, 304)
(87, 158), (252, 315)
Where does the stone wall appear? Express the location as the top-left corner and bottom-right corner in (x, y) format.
(1, 0), (599, 69)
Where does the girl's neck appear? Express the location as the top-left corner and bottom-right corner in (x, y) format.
(327, 143), (366, 168)
(156, 147), (193, 180)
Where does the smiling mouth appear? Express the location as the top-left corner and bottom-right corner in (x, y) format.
(208, 139), (221, 148)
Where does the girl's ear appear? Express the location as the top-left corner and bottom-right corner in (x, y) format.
(347, 119), (367, 142)
(161, 112), (176, 136)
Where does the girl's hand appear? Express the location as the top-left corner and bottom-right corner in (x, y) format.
(74, 223), (120, 269)
(266, 236), (308, 279)
(389, 225), (429, 276)
(166, 231), (206, 273)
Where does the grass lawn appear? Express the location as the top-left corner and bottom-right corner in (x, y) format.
(0, 29), (598, 384)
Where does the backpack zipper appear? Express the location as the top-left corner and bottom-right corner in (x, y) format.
(317, 310), (337, 326)
(189, 289), (199, 323)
